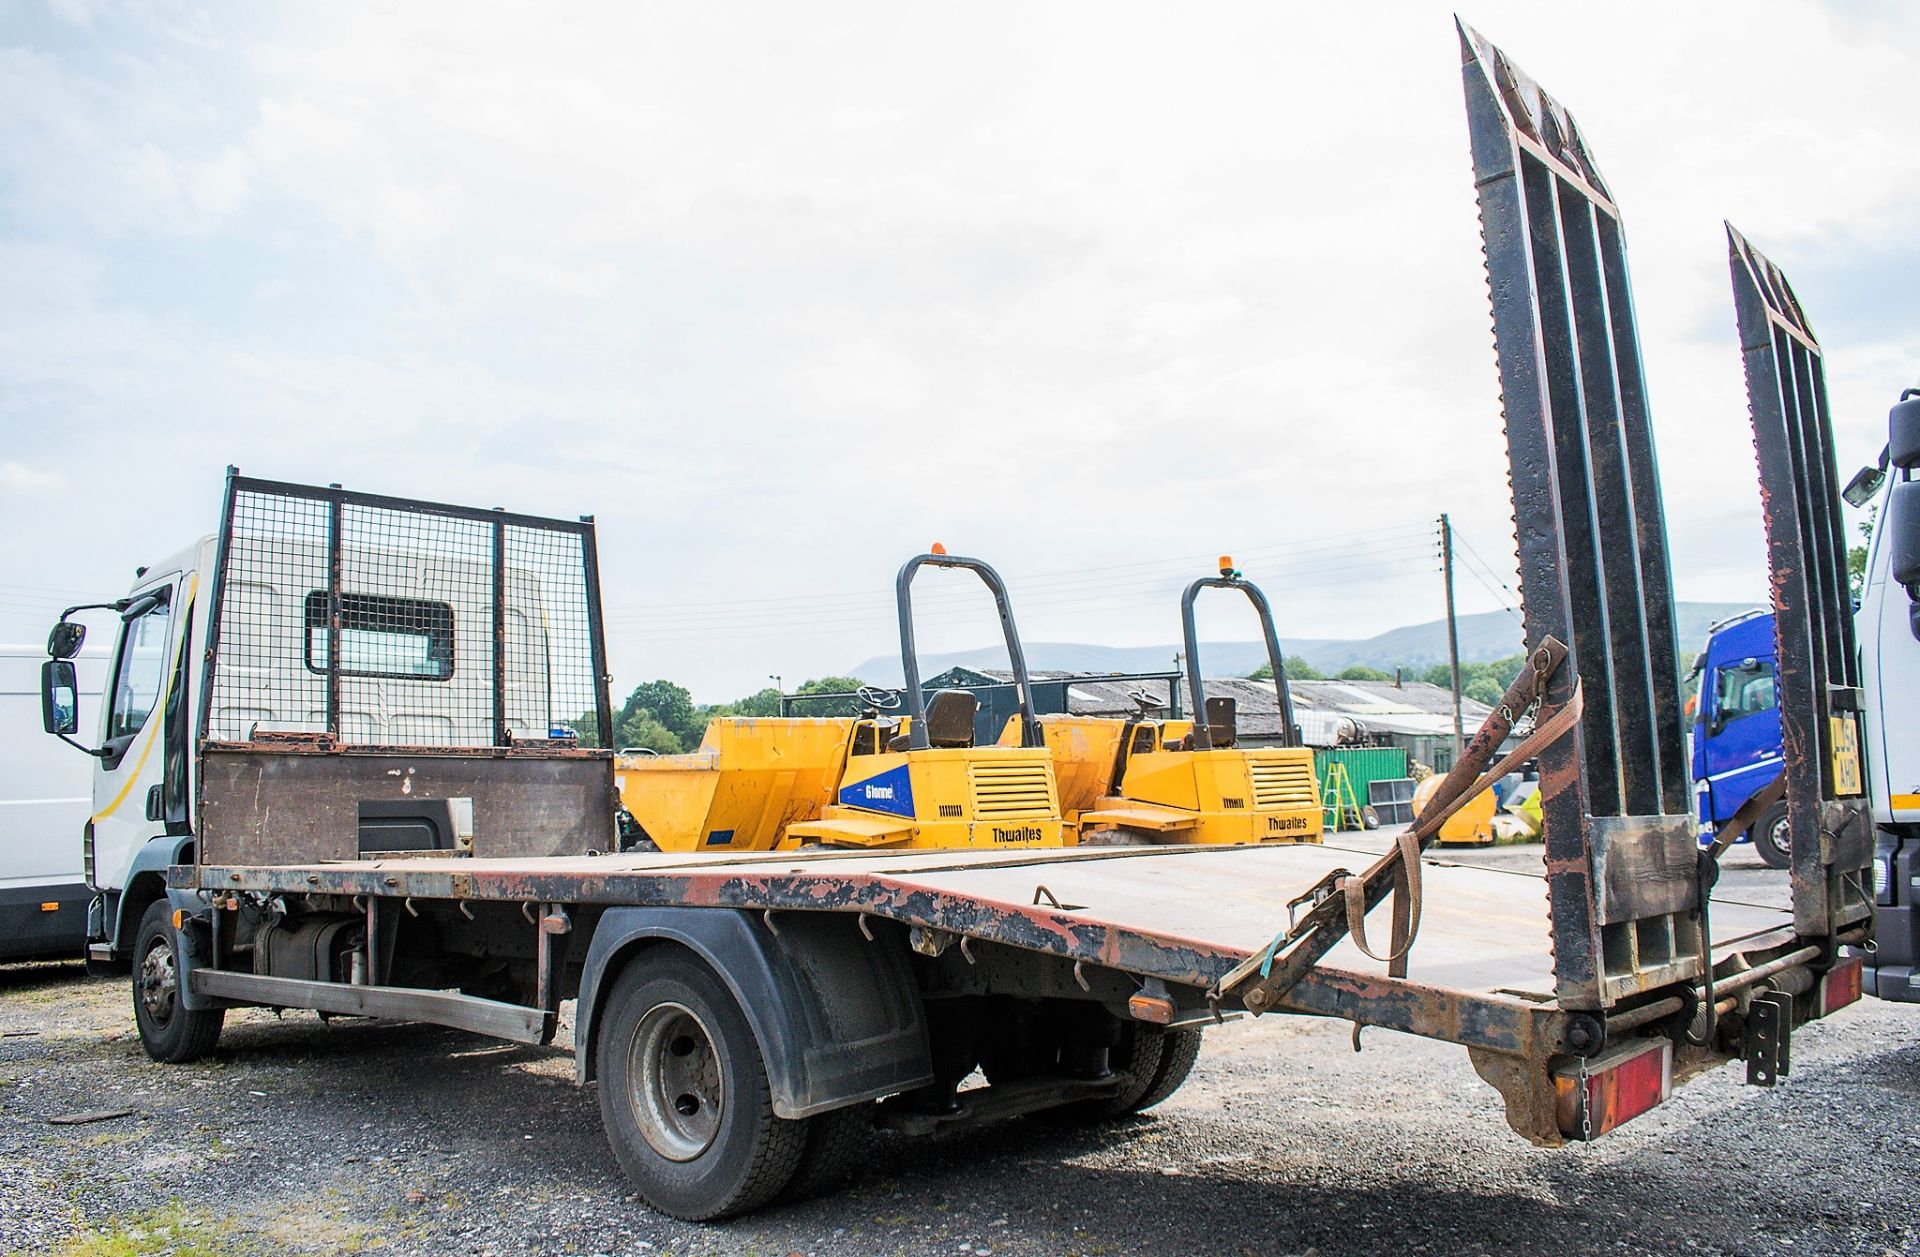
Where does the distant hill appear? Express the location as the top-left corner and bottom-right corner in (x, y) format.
(847, 602), (1758, 684)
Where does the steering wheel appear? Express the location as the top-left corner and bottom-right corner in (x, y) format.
(1126, 687), (1168, 714)
(856, 685), (903, 711)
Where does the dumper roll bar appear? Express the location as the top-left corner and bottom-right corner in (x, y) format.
(895, 551), (1040, 751)
(1725, 227), (1874, 940)
(1179, 566), (1299, 750)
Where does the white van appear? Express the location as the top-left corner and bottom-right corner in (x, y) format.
(1, 644), (106, 961)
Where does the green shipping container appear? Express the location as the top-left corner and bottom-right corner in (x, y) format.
(1312, 747), (1411, 821)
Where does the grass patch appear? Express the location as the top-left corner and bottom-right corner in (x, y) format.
(35, 1203), (246, 1257)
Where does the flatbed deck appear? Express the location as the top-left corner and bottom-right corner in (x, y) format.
(184, 838), (1793, 1031)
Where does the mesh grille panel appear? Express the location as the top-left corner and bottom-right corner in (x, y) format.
(205, 477), (607, 749)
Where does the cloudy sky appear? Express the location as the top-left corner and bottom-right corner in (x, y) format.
(1, 1), (1913, 701)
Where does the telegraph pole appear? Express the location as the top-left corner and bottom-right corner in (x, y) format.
(1439, 514), (1464, 763)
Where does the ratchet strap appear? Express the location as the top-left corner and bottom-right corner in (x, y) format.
(1343, 677), (1583, 967)
(1214, 636), (1577, 1010)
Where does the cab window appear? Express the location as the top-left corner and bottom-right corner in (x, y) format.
(106, 592), (174, 747)
(303, 592), (455, 681)
(1713, 658), (1776, 722)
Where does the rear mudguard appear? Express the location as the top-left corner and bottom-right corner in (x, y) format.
(575, 907), (932, 1119)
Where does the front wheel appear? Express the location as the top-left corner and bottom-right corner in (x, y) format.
(131, 901), (223, 1063)
(595, 951), (808, 1220)
(1752, 800), (1792, 869)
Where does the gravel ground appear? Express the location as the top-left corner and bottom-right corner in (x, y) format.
(5, 841), (1917, 1257)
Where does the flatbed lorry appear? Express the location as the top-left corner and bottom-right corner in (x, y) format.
(31, 25), (1871, 1222)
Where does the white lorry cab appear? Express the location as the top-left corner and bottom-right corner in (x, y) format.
(39, 487), (569, 973)
(1, 643), (106, 960)
(40, 537), (217, 971)
(1847, 390), (1920, 997)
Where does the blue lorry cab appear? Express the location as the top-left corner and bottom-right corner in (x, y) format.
(1689, 609), (1783, 849)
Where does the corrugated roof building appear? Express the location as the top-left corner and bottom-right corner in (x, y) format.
(953, 668), (1499, 771)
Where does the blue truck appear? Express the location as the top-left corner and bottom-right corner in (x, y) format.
(1689, 609), (1790, 868)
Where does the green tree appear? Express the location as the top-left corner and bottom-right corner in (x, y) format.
(616, 713), (684, 754)
(1848, 506), (1876, 603)
(722, 687), (783, 718)
(612, 679), (703, 751)
(1335, 664), (1392, 682)
(1464, 674), (1504, 706)
(786, 676), (870, 719)
(1250, 657), (1323, 682)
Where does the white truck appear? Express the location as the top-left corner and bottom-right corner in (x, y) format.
(27, 32), (1873, 1222)
(34, 518), (567, 977)
(1844, 391), (1920, 997)
(1, 643), (105, 961)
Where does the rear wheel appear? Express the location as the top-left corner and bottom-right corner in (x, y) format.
(595, 951), (807, 1219)
(1035, 1023), (1169, 1125)
(131, 901), (223, 1063)
(1753, 800), (1792, 869)
(1133, 1026), (1202, 1111)
(778, 1102), (872, 1203)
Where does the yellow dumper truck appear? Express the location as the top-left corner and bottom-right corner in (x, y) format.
(1009, 560), (1324, 846)
(616, 548), (1067, 852)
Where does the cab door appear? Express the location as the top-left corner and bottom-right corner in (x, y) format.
(1700, 653), (1783, 827)
(89, 574), (186, 899)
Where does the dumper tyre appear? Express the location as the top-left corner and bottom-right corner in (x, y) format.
(1035, 1023), (1169, 1125)
(595, 950), (808, 1220)
(777, 1101), (873, 1203)
(1752, 800), (1791, 870)
(131, 901), (224, 1064)
(1131, 1026), (1202, 1112)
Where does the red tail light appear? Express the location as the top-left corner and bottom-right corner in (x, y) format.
(1555, 1038), (1672, 1141)
(1820, 955), (1864, 1015)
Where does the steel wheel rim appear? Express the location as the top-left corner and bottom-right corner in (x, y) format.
(138, 936), (176, 1026)
(1769, 814), (1791, 855)
(627, 1001), (722, 1161)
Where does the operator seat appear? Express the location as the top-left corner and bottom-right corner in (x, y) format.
(1205, 695), (1238, 749)
(888, 689), (980, 751)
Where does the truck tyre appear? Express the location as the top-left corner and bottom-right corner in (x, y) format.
(595, 951), (807, 1220)
(778, 1102), (872, 1203)
(1132, 1026), (1202, 1111)
(131, 901), (224, 1064)
(1753, 800), (1792, 870)
(1036, 1023), (1169, 1125)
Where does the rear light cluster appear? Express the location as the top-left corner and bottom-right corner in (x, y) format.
(1555, 1038), (1672, 1141)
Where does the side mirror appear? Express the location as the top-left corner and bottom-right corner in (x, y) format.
(47, 620), (86, 659)
(1888, 480), (1920, 588)
(1891, 391), (1920, 472)
(1843, 462), (1886, 509)
(41, 659), (79, 736)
